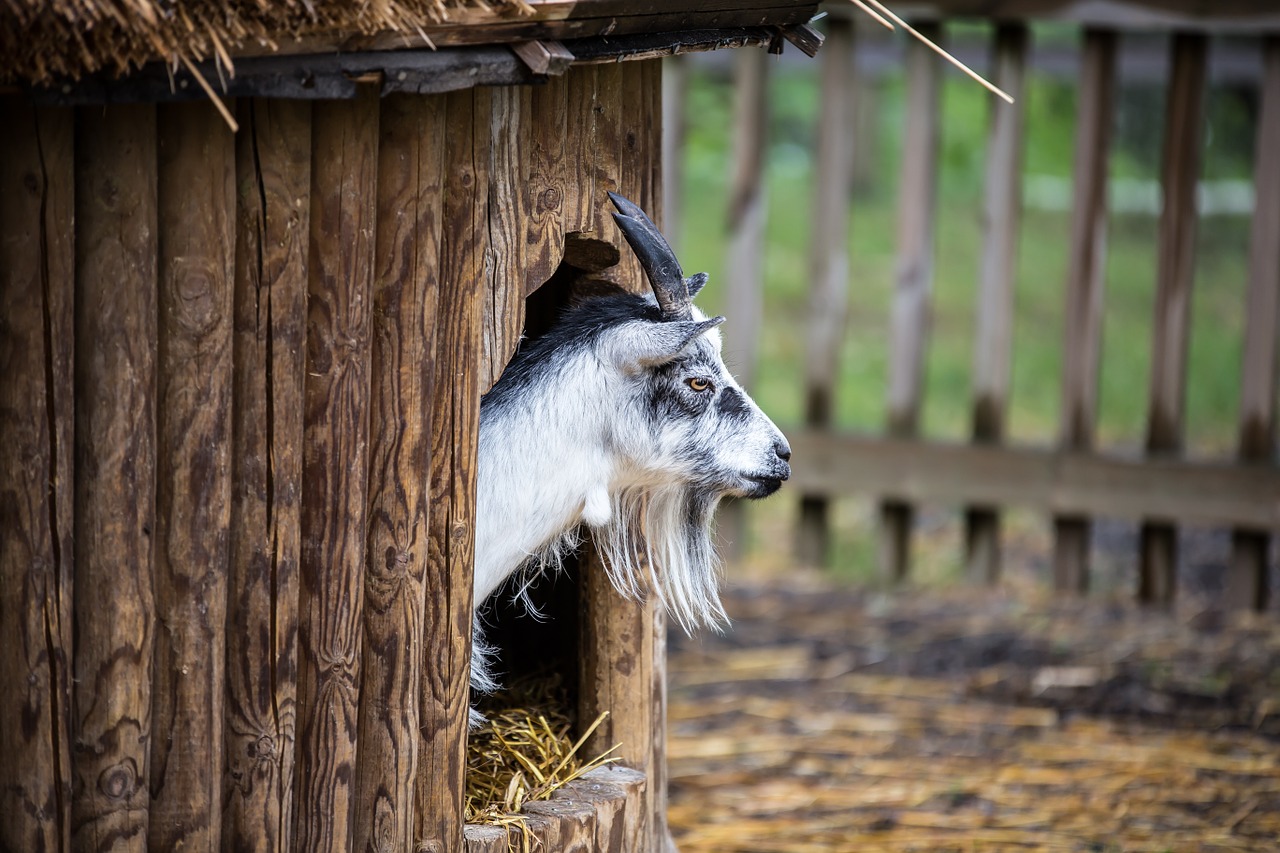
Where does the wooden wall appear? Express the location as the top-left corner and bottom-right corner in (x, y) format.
(0, 58), (666, 853)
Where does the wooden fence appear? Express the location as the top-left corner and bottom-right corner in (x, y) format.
(678, 7), (1280, 608)
(0, 60), (670, 853)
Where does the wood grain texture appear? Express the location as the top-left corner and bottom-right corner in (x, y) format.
(292, 87), (379, 853)
(881, 22), (943, 583)
(0, 98), (75, 853)
(1053, 28), (1118, 594)
(798, 18), (856, 567)
(1139, 32), (1208, 606)
(564, 65), (601, 233)
(481, 85), (529, 393)
(351, 93), (445, 853)
(149, 99), (236, 853)
(223, 97), (310, 853)
(1227, 35), (1280, 610)
(965, 22), (1029, 586)
(414, 87), (489, 853)
(71, 102), (159, 853)
(523, 74), (571, 294)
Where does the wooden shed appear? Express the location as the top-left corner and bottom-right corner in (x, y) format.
(0, 2), (821, 851)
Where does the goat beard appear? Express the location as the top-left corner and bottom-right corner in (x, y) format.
(593, 484), (728, 635)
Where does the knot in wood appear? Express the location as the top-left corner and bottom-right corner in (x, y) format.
(98, 759), (139, 800)
(22, 170), (39, 195)
(537, 187), (562, 213)
(252, 733), (277, 761)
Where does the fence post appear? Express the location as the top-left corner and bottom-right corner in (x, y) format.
(965, 22), (1029, 585)
(1053, 31), (1119, 593)
(881, 21), (943, 583)
(720, 46), (770, 560)
(798, 16), (857, 566)
(1227, 35), (1280, 611)
(1139, 32), (1208, 607)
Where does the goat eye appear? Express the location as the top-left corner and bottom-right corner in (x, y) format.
(686, 377), (712, 393)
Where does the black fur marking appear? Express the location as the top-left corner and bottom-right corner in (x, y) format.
(482, 291), (662, 415)
(715, 387), (750, 419)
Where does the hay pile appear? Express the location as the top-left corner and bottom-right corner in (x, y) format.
(0, 0), (534, 86)
(466, 674), (619, 844)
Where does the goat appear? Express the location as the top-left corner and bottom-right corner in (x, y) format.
(470, 192), (791, 706)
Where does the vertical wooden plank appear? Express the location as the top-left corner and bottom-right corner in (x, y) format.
(481, 85), (529, 391)
(578, 59), (667, 853)
(148, 99), (235, 853)
(881, 22), (944, 582)
(1139, 32), (1208, 606)
(0, 99), (74, 853)
(565, 65), (600, 234)
(71, 102), (158, 853)
(351, 93), (444, 853)
(964, 22), (1029, 585)
(1226, 36), (1280, 611)
(222, 97), (309, 853)
(720, 46), (770, 560)
(1054, 31), (1119, 594)
(662, 55), (688, 254)
(414, 86), (488, 853)
(292, 87), (379, 853)
(797, 18), (857, 566)
(524, 74), (569, 295)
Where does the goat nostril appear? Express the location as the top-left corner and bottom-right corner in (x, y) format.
(775, 441), (791, 462)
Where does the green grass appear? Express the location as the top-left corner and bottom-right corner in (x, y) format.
(673, 35), (1258, 579)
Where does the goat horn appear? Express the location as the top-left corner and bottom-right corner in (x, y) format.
(608, 191), (691, 320)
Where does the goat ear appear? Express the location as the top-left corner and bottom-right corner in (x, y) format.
(685, 272), (709, 299)
(606, 316), (726, 370)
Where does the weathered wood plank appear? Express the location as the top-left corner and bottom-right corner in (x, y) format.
(292, 88), (380, 853)
(351, 93), (445, 853)
(565, 65), (601, 233)
(591, 63), (632, 282)
(797, 17), (856, 566)
(965, 22), (1029, 585)
(223, 97), (310, 853)
(71, 102), (158, 853)
(524, 74), (570, 295)
(788, 431), (1280, 531)
(520, 797), (595, 852)
(414, 87), (489, 853)
(1139, 32), (1208, 606)
(481, 85), (529, 392)
(720, 45), (770, 561)
(149, 99), (235, 853)
(1053, 29), (1119, 594)
(1226, 34), (1280, 611)
(0, 98), (75, 853)
(881, 21), (944, 582)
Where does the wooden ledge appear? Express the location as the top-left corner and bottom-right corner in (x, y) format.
(464, 765), (647, 852)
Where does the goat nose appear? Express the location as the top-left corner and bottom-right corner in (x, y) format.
(774, 438), (791, 462)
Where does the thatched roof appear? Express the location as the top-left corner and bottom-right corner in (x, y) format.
(1, 0), (532, 85)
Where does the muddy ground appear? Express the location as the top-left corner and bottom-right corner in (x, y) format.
(666, 571), (1280, 852)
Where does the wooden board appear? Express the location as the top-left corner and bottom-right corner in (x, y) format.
(350, 92), (446, 853)
(789, 430), (1280, 531)
(1053, 29), (1119, 594)
(71, 102), (158, 853)
(0, 98), (75, 853)
(965, 22), (1029, 585)
(223, 97), (311, 853)
(1227, 34), (1280, 610)
(292, 87), (380, 852)
(415, 86), (490, 853)
(798, 17), (856, 566)
(149, 98), (236, 852)
(1139, 32), (1208, 605)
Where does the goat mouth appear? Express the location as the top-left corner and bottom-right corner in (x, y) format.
(738, 473), (785, 498)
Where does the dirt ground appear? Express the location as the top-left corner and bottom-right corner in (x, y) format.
(665, 570), (1280, 852)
